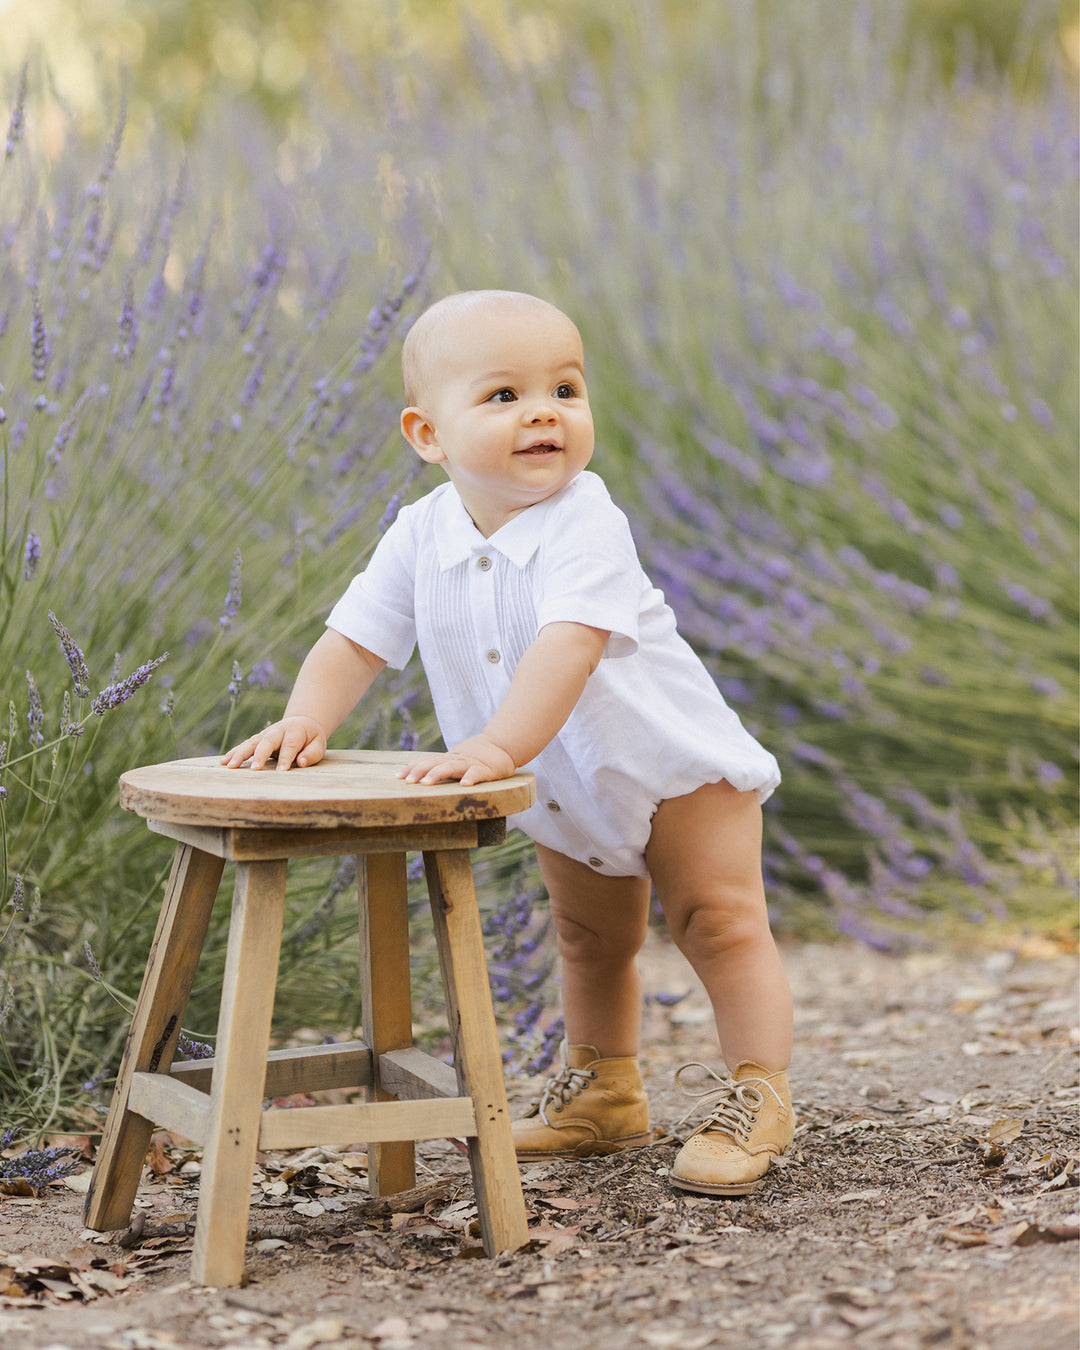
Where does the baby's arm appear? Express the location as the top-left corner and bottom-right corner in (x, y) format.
(400, 621), (609, 786)
(221, 629), (386, 771)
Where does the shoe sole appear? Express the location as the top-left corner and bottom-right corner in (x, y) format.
(669, 1172), (766, 1196)
(514, 1132), (654, 1162)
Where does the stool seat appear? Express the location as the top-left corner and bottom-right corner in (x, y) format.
(118, 749), (533, 829)
(84, 751), (535, 1287)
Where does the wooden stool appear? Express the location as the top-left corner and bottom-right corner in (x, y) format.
(83, 750), (535, 1287)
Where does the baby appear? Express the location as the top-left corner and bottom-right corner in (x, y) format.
(223, 289), (795, 1195)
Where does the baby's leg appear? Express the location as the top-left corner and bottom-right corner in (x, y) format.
(512, 845), (653, 1159)
(534, 843), (651, 1056)
(645, 780), (792, 1072)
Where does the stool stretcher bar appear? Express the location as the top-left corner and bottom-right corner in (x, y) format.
(127, 1072), (478, 1150)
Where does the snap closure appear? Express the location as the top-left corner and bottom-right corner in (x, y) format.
(485, 649), (501, 664)
(477, 556), (492, 571)
(545, 800), (561, 813)
(588, 857), (604, 869)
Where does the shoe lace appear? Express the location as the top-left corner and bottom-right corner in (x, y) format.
(533, 1043), (597, 1126)
(672, 1063), (783, 1144)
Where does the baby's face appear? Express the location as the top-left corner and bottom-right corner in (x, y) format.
(402, 298), (594, 536)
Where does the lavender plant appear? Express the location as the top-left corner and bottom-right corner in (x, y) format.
(0, 72), (430, 1136)
(0, 0), (1075, 1132)
(394, 0), (1077, 945)
(0, 1127), (81, 1193)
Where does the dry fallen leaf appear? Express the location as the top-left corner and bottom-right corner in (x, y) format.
(0, 1179), (36, 1198)
(686, 1252), (736, 1270)
(945, 1217), (1079, 1249)
(144, 1139), (175, 1176)
(527, 1223), (580, 1256)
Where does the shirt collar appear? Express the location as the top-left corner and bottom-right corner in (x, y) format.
(434, 484), (555, 570)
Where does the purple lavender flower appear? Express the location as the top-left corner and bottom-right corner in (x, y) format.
(934, 562), (961, 590)
(152, 355), (175, 423)
(87, 102), (125, 201)
(22, 530), (40, 580)
(240, 359), (264, 408)
(652, 990), (691, 1008)
(25, 671), (44, 744)
(60, 690), (82, 738)
(5, 61), (26, 160)
(47, 390), (89, 467)
(397, 705), (417, 751)
(115, 271), (139, 363)
(247, 660), (274, 689)
(90, 652), (169, 715)
(523, 1018), (565, 1075)
(30, 289), (49, 381)
(48, 611), (91, 698)
(10, 874), (24, 912)
(1003, 581), (1056, 623)
(228, 661), (243, 702)
(177, 1035), (215, 1060)
(378, 491), (405, 534)
(238, 242), (286, 331)
(83, 941), (103, 981)
(219, 549), (242, 628)
(0, 1136), (81, 1187)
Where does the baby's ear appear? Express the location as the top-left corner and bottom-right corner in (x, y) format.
(400, 407), (445, 463)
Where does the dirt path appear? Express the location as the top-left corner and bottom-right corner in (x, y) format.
(1, 937), (1076, 1350)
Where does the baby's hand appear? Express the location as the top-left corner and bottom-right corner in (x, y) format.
(220, 716), (327, 772)
(398, 735), (515, 787)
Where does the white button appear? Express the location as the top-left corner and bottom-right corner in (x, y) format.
(545, 800), (561, 813)
(486, 649), (501, 664)
(588, 857), (604, 869)
(478, 556), (492, 571)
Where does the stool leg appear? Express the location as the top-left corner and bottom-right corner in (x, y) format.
(190, 859), (287, 1288)
(85, 844), (225, 1232)
(358, 852), (416, 1196)
(424, 849), (528, 1256)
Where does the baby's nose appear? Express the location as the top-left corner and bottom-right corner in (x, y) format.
(527, 400), (558, 423)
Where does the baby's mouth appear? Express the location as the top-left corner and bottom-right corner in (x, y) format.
(516, 442), (560, 455)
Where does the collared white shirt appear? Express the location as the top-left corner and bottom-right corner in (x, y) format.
(327, 471), (780, 877)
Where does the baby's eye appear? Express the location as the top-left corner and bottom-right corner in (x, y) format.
(488, 388), (517, 403)
(554, 383), (577, 399)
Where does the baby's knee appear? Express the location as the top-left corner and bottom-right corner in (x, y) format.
(666, 887), (768, 957)
(551, 908), (645, 967)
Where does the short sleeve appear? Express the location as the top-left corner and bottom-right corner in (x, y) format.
(535, 487), (644, 658)
(325, 512), (418, 669)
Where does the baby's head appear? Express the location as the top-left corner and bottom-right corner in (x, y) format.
(398, 290), (593, 535)
(401, 290), (582, 409)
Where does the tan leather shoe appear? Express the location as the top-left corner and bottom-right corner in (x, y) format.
(670, 1060), (795, 1195)
(512, 1041), (651, 1160)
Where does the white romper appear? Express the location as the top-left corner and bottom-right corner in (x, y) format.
(326, 470), (780, 878)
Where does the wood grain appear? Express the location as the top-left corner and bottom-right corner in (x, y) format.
(120, 750), (535, 829)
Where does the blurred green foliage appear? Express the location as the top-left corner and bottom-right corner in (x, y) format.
(1, 0), (1075, 142)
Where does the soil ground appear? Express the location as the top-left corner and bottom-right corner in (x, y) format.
(1, 935), (1077, 1350)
